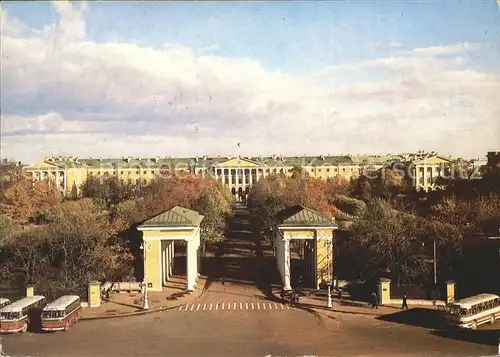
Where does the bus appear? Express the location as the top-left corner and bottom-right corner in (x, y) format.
(445, 293), (500, 330)
(0, 299), (10, 309)
(0, 295), (46, 333)
(41, 295), (82, 332)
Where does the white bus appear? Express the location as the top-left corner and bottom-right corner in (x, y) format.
(445, 293), (500, 330)
(0, 295), (46, 333)
(0, 299), (9, 310)
(41, 295), (82, 332)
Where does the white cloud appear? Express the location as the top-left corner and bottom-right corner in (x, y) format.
(199, 44), (220, 53)
(1, 2), (499, 163)
(411, 42), (477, 56)
(0, 8), (25, 36)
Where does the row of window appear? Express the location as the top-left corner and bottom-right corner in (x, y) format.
(216, 167), (357, 175)
(42, 298), (81, 319)
(450, 298), (500, 316)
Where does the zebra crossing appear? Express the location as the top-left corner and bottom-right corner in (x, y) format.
(177, 301), (292, 312)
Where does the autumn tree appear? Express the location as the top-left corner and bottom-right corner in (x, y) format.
(45, 199), (133, 297)
(2, 225), (51, 288)
(370, 168), (405, 199)
(0, 214), (14, 279)
(351, 175), (372, 202)
(351, 198), (430, 284)
(0, 180), (34, 226)
(32, 180), (61, 223)
(80, 175), (138, 209)
(192, 182), (233, 255)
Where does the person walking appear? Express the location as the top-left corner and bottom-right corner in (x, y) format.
(371, 291), (379, 309)
(402, 292), (408, 310)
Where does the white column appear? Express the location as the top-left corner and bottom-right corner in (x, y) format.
(186, 239), (198, 291)
(242, 170), (246, 186)
(249, 169), (253, 185)
(229, 169), (233, 185)
(164, 242), (169, 284)
(63, 172), (67, 192)
(169, 241), (174, 276)
(423, 166), (428, 190)
(196, 228), (201, 278)
(276, 231), (284, 284)
(161, 241), (166, 286)
(283, 239), (291, 290)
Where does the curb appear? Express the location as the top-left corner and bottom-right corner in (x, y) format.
(80, 279), (208, 321)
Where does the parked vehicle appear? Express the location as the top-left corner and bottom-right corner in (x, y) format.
(41, 295), (82, 332)
(445, 293), (500, 330)
(0, 295), (46, 333)
(0, 299), (10, 309)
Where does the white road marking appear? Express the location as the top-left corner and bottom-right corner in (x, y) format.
(196, 304), (201, 311)
(251, 303), (254, 310)
(274, 303), (278, 309)
(178, 306), (183, 312)
(240, 302), (243, 310)
(209, 303), (213, 310)
(280, 304), (284, 310)
(190, 304), (195, 311)
(263, 303), (266, 309)
(222, 302), (225, 310)
(203, 303), (207, 311)
(286, 304), (290, 309)
(245, 302), (249, 310)
(215, 303), (219, 311)
(234, 302), (237, 310)
(257, 303), (260, 309)
(269, 303), (273, 309)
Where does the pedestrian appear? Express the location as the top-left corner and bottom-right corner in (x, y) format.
(371, 291), (378, 309)
(280, 288), (285, 304)
(402, 292), (408, 310)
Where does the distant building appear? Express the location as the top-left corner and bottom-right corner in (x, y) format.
(22, 152), (455, 196)
(395, 154), (452, 192)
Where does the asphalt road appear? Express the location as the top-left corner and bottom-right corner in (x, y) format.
(2, 205), (498, 357)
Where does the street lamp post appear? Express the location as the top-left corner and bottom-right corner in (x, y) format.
(326, 239), (333, 308)
(140, 242), (149, 310)
(433, 238), (437, 285)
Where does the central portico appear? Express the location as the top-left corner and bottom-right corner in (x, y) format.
(137, 206), (204, 292)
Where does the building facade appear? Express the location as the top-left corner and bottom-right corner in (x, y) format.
(23, 152), (454, 196)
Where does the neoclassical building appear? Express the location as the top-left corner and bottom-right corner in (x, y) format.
(22, 152), (454, 196)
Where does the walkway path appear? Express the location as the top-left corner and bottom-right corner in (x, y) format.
(199, 203), (281, 304)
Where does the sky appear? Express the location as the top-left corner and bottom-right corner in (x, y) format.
(1, 1), (500, 164)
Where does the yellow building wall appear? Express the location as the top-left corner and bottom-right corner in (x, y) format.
(143, 230), (194, 238)
(316, 229), (333, 237)
(284, 230), (315, 239)
(144, 239), (162, 291)
(66, 168), (88, 194)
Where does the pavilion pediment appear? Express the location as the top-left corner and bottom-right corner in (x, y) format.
(216, 158), (260, 168)
(413, 155), (451, 165)
(24, 161), (61, 170)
